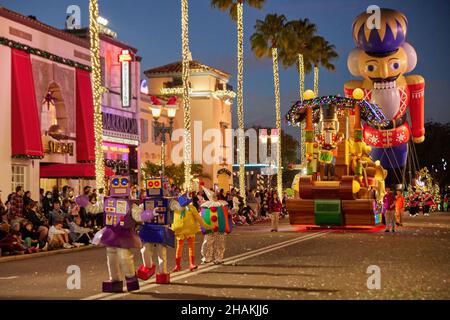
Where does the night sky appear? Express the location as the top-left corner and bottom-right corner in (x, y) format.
(2, 0), (449, 139)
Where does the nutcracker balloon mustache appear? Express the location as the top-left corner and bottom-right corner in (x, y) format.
(345, 8), (425, 185)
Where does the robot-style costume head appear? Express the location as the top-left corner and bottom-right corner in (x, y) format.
(109, 176), (131, 197)
(145, 177), (170, 198)
(177, 194), (192, 207)
(348, 8), (417, 81)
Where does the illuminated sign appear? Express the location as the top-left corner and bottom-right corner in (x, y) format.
(119, 49), (133, 108)
(46, 141), (74, 156)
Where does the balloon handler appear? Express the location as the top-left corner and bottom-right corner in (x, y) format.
(200, 187), (232, 265)
(136, 177), (175, 284)
(92, 176), (142, 293)
(170, 193), (212, 272)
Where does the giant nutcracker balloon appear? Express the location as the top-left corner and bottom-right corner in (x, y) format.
(345, 8), (425, 184)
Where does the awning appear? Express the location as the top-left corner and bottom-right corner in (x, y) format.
(40, 164), (114, 179)
(75, 69), (95, 162)
(11, 49), (43, 158)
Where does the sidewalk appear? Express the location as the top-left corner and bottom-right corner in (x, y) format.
(0, 244), (100, 264)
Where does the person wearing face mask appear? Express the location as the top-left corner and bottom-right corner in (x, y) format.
(42, 191), (53, 219)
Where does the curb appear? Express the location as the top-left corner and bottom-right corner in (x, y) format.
(0, 245), (101, 264)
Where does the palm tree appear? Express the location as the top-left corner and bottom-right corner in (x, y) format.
(250, 13), (289, 200)
(308, 36), (338, 95)
(211, 0), (265, 204)
(89, 0), (105, 190)
(181, 0), (192, 190)
(280, 19), (317, 165)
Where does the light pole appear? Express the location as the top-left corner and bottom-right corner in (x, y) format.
(149, 104), (178, 177)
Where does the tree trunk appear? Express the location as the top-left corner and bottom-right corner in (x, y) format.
(314, 65), (319, 96)
(271, 47), (283, 200)
(237, 2), (246, 203)
(181, 0), (192, 190)
(298, 54), (306, 165)
(89, 0), (105, 190)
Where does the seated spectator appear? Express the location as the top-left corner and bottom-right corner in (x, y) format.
(85, 194), (103, 230)
(69, 216), (93, 246)
(23, 191), (33, 208)
(42, 191), (53, 219)
(24, 201), (49, 242)
(10, 186), (25, 224)
(61, 199), (71, 216)
(0, 223), (25, 255)
(0, 194), (7, 224)
(21, 222), (46, 252)
(76, 186), (91, 209)
(48, 221), (72, 249)
(10, 222), (28, 254)
(67, 204), (81, 222)
(49, 200), (68, 227)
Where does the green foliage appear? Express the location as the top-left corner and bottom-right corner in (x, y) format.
(250, 13), (289, 56)
(279, 18), (317, 72)
(141, 161), (209, 187)
(414, 122), (450, 189)
(211, 0), (266, 21)
(308, 35), (338, 70)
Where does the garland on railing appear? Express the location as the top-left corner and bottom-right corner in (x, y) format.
(0, 37), (91, 72)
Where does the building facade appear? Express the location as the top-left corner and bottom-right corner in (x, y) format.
(143, 60), (234, 190)
(69, 29), (142, 185)
(0, 7), (142, 197)
(0, 7), (97, 196)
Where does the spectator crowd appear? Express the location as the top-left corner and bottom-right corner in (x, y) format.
(0, 185), (100, 256)
(0, 183), (288, 257)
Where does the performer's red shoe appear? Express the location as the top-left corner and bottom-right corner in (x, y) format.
(137, 264), (156, 281)
(172, 257), (181, 272)
(155, 273), (170, 284)
(189, 256), (198, 271)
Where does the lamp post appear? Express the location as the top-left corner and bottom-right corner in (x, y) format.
(150, 104), (178, 177)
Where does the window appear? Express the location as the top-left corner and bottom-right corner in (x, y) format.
(11, 165), (26, 193)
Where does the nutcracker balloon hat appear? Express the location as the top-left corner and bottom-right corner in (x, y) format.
(348, 8), (417, 76)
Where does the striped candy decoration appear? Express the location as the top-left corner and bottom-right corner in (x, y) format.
(200, 205), (232, 235)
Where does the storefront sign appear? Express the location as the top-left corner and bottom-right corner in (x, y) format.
(47, 141), (74, 156)
(119, 49), (133, 108)
(103, 113), (139, 135)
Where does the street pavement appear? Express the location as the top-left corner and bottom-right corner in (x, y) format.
(0, 213), (449, 300)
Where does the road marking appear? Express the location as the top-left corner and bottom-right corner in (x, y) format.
(0, 276), (19, 280)
(83, 231), (329, 300)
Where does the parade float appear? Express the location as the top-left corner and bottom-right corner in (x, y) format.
(285, 90), (389, 228)
(286, 8), (426, 228)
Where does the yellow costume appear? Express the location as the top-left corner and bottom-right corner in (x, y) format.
(170, 196), (210, 272)
(171, 203), (204, 240)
